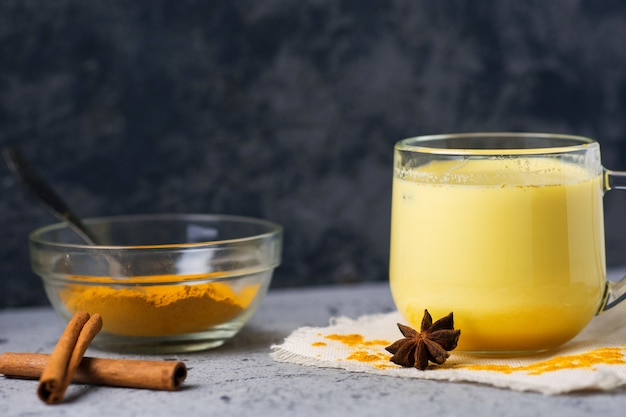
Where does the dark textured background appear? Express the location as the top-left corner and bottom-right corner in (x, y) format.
(3, 0), (626, 308)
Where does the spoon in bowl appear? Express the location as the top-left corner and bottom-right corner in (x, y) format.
(2, 145), (99, 245)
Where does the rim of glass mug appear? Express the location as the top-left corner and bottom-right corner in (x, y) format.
(395, 132), (597, 156)
(394, 132), (626, 313)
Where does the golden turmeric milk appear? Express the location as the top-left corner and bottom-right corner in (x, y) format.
(390, 158), (605, 352)
(60, 275), (259, 337)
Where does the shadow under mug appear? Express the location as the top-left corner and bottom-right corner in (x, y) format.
(389, 132), (626, 353)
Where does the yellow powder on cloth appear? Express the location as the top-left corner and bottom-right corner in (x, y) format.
(319, 334), (626, 374)
(346, 351), (389, 363)
(325, 333), (390, 347)
(61, 276), (259, 337)
(272, 312), (626, 393)
(457, 347), (626, 375)
(325, 333), (366, 346)
(312, 333), (392, 369)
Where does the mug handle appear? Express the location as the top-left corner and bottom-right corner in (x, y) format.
(601, 169), (626, 311)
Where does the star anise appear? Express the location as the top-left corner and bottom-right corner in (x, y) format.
(385, 309), (461, 370)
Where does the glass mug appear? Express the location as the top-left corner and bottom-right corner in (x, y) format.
(389, 132), (626, 353)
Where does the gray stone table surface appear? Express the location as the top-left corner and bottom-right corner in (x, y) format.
(2, 281), (626, 417)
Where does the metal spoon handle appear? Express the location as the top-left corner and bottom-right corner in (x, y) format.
(2, 145), (98, 245)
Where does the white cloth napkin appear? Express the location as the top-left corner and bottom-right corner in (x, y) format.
(271, 301), (626, 395)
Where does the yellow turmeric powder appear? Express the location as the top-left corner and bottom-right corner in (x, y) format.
(324, 333), (390, 347)
(312, 332), (626, 375)
(346, 351), (389, 363)
(60, 275), (259, 337)
(325, 333), (366, 345)
(458, 347), (626, 375)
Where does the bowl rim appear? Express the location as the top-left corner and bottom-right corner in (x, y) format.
(29, 213), (283, 250)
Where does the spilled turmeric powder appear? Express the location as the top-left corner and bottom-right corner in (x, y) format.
(60, 275), (259, 337)
(458, 347), (626, 375)
(309, 331), (626, 375)
(313, 333), (392, 368)
(325, 333), (366, 345)
(346, 351), (389, 363)
(324, 333), (390, 347)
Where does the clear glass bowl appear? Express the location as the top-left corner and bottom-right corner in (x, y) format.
(29, 213), (282, 353)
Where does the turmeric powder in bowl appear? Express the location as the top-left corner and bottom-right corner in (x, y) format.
(61, 275), (260, 337)
(30, 214), (282, 353)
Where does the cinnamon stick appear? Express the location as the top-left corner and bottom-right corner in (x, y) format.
(0, 353), (187, 391)
(37, 311), (102, 404)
